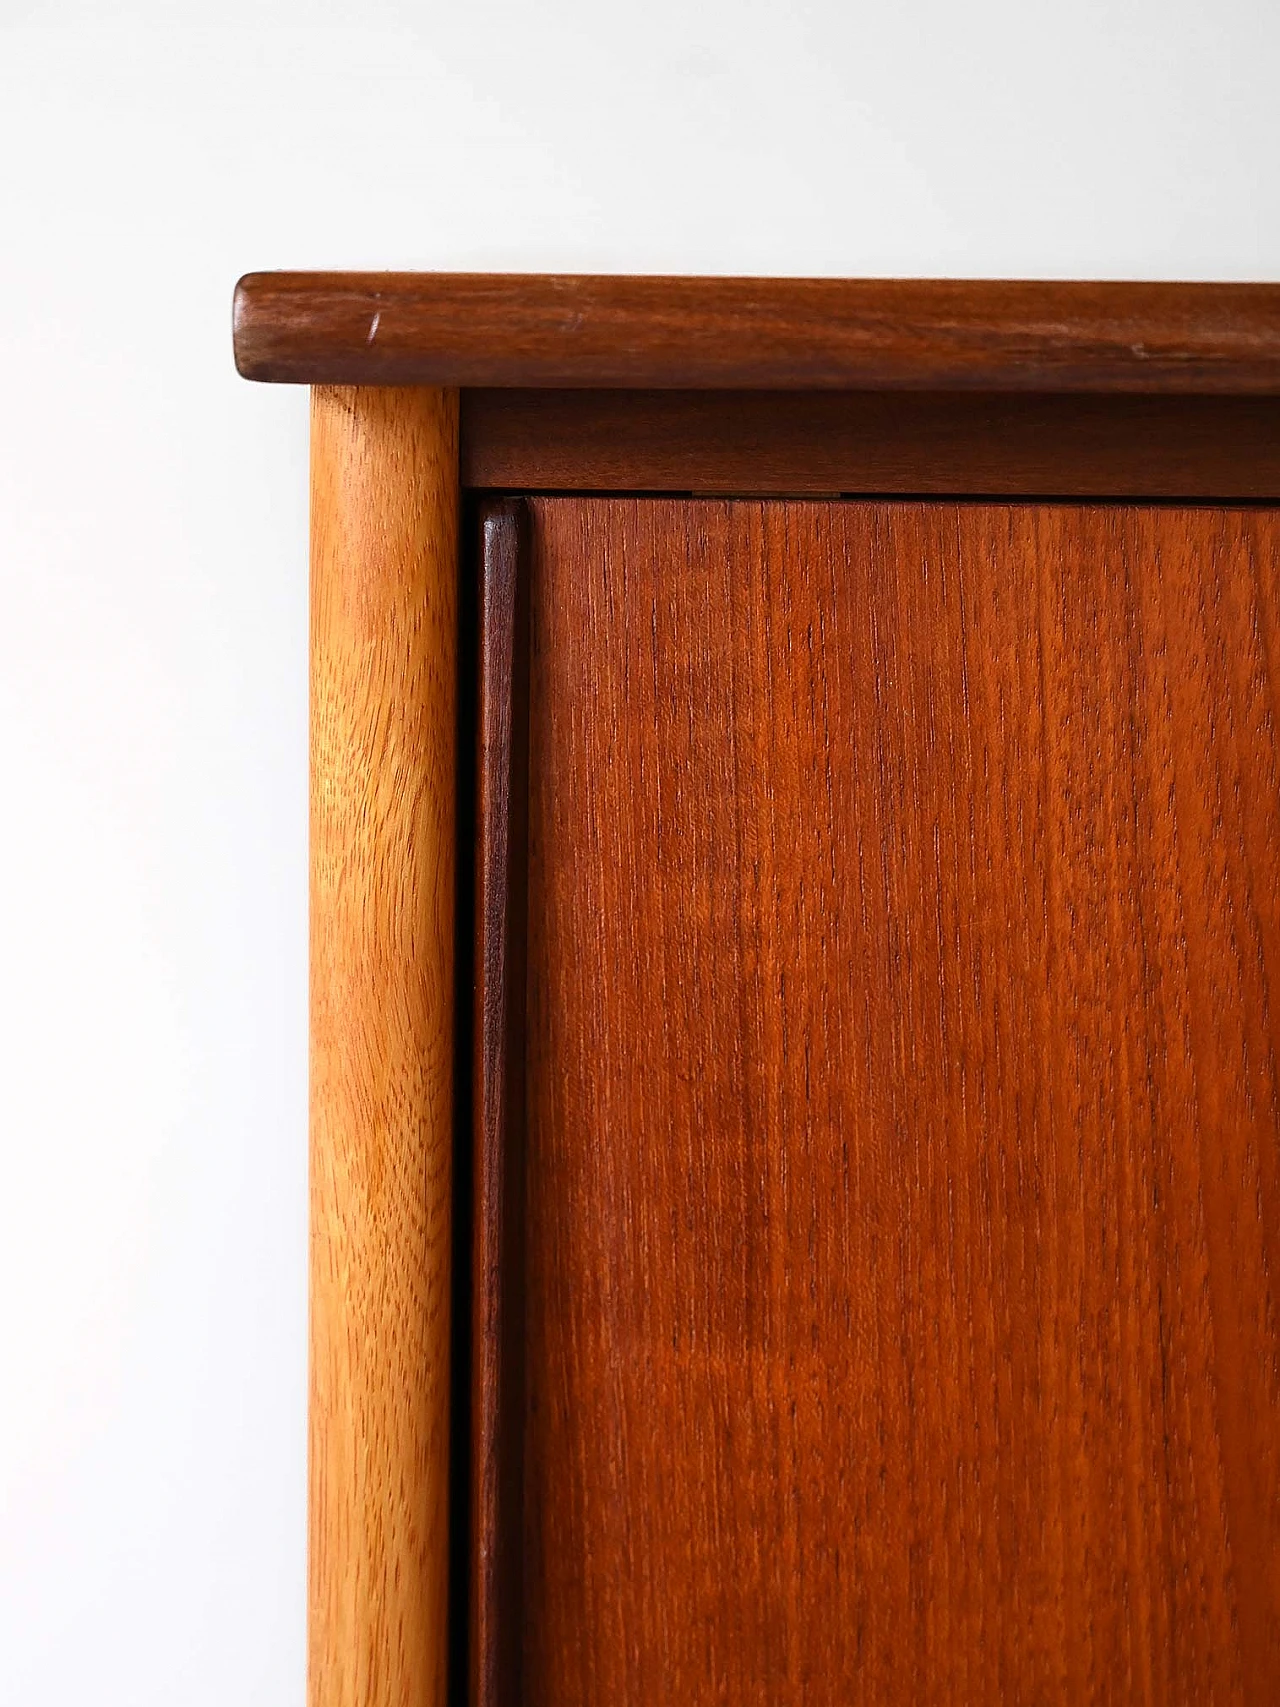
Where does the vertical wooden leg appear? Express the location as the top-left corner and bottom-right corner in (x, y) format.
(309, 386), (459, 1707)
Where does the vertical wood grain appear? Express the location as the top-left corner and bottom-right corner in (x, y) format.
(514, 496), (1280, 1706)
(310, 385), (458, 1707)
(470, 501), (531, 1707)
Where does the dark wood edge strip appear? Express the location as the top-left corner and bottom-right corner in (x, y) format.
(235, 273), (1280, 393)
(471, 499), (531, 1707)
(460, 390), (1280, 499)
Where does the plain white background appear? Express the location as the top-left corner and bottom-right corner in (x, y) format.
(1, 4), (1278, 1701)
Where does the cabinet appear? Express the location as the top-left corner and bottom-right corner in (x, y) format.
(235, 274), (1280, 1706)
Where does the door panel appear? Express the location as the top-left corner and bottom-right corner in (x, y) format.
(502, 497), (1280, 1704)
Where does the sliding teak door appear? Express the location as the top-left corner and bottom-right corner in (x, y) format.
(474, 496), (1280, 1705)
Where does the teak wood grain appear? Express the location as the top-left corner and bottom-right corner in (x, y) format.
(504, 496), (1280, 1705)
(461, 389), (1280, 498)
(233, 274), (1280, 392)
(309, 386), (458, 1707)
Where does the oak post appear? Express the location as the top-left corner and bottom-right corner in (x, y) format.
(309, 386), (459, 1707)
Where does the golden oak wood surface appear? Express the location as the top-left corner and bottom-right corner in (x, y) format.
(513, 496), (1280, 1704)
(309, 386), (458, 1707)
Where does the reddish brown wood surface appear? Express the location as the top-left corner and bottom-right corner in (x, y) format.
(234, 274), (1280, 392)
(461, 389), (1280, 497)
(470, 500), (531, 1707)
(506, 496), (1280, 1704)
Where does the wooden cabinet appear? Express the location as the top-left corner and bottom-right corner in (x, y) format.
(236, 275), (1280, 1706)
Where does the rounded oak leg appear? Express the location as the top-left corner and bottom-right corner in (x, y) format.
(309, 386), (459, 1707)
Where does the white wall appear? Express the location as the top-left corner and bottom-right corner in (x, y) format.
(1, 5), (1276, 1702)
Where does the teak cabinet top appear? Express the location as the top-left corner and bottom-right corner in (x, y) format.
(234, 271), (1280, 392)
